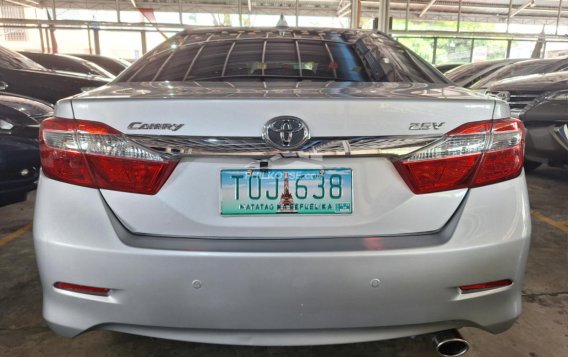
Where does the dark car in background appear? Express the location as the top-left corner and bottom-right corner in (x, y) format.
(0, 93), (53, 206)
(19, 51), (115, 79)
(446, 59), (525, 88)
(0, 93), (52, 138)
(436, 63), (464, 73)
(489, 71), (568, 170)
(0, 46), (109, 104)
(471, 57), (568, 90)
(521, 89), (568, 170)
(0, 137), (40, 207)
(68, 53), (130, 76)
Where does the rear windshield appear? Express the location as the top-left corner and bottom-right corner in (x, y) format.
(118, 29), (447, 84)
(0, 47), (45, 71)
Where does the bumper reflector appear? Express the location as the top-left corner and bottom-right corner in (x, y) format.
(54, 282), (111, 296)
(459, 279), (513, 293)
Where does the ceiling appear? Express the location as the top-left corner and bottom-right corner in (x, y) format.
(2, 0), (567, 24)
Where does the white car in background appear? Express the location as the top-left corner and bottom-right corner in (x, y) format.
(34, 28), (530, 356)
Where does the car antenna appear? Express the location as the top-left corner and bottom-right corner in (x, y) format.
(276, 14), (289, 35)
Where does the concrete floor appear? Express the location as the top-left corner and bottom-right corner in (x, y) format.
(0, 167), (566, 357)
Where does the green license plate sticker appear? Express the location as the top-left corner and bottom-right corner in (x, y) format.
(220, 169), (353, 215)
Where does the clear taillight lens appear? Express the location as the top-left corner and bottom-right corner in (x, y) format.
(395, 119), (525, 194)
(40, 118), (178, 195)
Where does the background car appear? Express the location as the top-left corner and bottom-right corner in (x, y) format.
(488, 70), (568, 117)
(435, 63), (464, 73)
(445, 58), (525, 88)
(0, 92), (52, 138)
(488, 71), (568, 171)
(0, 93), (52, 206)
(520, 89), (568, 171)
(0, 136), (40, 207)
(470, 57), (568, 90)
(68, 54), (131, 76)
(19, 51), (115, 79)
(0, 46), (110, 104)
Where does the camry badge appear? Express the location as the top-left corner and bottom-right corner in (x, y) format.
(263, 116), (310, 150)
(127, 122), (184, 131)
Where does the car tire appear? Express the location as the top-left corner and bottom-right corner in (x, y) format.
(524, 160), (542, 172)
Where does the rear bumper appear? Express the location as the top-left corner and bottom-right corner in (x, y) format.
(33, 174), (531, 346)
(525, 123), (568, 166)
(48, 322), (482, 346)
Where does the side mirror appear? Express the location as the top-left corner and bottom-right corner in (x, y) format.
(0, 81), (8, 91)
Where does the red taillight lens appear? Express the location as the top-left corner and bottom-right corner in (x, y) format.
(472, 120), (525, 186)
(395, 155), (482, 194)
(395, 119), (525, 194)
(39, 118), (178, 195)
(85, 155), (177, 194)
(54, 282), (111, 296)
(459, 279), (513, 293)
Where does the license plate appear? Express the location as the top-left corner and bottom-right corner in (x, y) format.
(220, 169), (353, 215)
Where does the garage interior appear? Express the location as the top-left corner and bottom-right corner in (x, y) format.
(0, 1), (567, 356)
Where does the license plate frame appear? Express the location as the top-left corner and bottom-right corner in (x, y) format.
(220, 168), (353, 216)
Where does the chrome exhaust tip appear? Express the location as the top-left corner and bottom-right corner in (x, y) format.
(432, 329), (470, 357)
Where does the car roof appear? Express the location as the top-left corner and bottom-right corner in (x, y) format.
(168, 27), (392, 46)
(489, 70), (568, 91)
(21, 51), (91, 63)
(67, 53), (130, 74)
(473, 57), (568, 88)
(446, 59), (526, 86)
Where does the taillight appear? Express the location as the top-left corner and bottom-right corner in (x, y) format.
(395, 119), (525, 194)
(39, 118), (178, 195)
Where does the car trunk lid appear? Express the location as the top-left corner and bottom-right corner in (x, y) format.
(65, 81), (502, 238)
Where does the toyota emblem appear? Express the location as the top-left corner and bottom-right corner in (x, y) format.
(263, 116), (310, 150)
